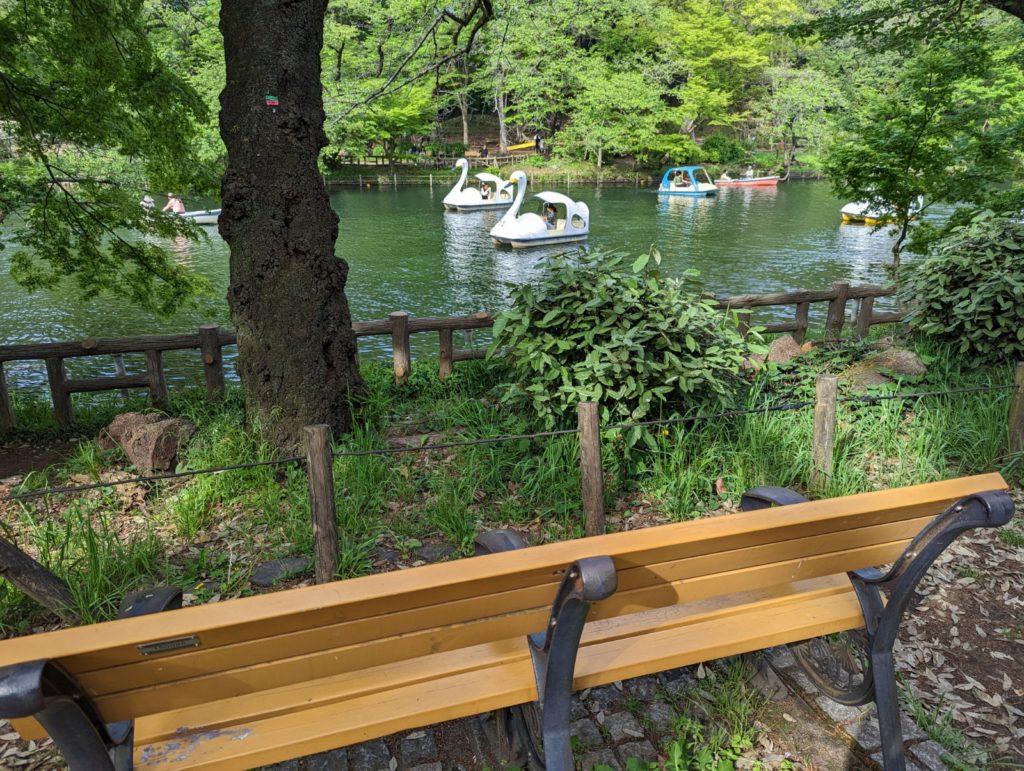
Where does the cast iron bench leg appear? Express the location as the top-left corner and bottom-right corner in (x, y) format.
(475, 531), (617, 771)
(0, 586), (183, 771)
(744, 487), (1015, 771)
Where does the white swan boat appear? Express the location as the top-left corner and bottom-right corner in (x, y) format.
(840, 196), (923, 225)
(442, 158), (514, 211)
(490, 171), (589, 248)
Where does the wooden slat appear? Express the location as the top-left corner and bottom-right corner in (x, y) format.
(132, 583), (863, 770)
(0, 474), (1003, 676)
(81, 514), (930, 707)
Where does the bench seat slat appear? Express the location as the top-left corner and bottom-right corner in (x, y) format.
(0, 474), (1001, 676)
(131, 580), (864, 770)
(87, 531), (914, 721)
(76, 514), (933, 701)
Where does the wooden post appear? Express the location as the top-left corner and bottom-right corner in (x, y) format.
(578, 401), (605, 537)
(145, 349), (170, 410)
(825, 281), (850, 340)
(439, 328), (454, 382)
(793, 302), (810, 344)
(199, 325), (225, 401)
(811, 375), (838, 492)
(855, 296), (875, 339)
(390, 312), (411, 383)
(737, 309), (751, 341)
(0, 536), (80, 623)
(112, 353), (130, 401)
(304, 425), (338, 584)
(1010, 362), (1024, 454)
(0, 363), (13, 433)
(46, 357), (72, 429)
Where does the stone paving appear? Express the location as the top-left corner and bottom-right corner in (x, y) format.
(266, 646), (953, 771)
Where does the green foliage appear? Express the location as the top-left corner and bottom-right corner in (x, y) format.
(488, 249), (758, 447)
(900, 210), (1024, 363)
(0, 0), (214, 313)
(700, 134), (749, 164)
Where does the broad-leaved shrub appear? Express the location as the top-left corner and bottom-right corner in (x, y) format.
(901, 210), (1024, 363)
(488, 250), (758, 446)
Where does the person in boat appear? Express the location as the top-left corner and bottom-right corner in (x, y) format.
(544, 203), (557, 229)
(674, 171), (692, 189)
(720, 170), (732, 182)
(480, 182), (491, 200)
(743, 166), (754, 179)
(162, 193), (185, 214)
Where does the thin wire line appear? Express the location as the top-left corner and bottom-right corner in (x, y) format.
(3, 456), (303, 502)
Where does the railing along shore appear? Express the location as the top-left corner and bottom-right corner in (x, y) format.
(0, 282), (900, 432)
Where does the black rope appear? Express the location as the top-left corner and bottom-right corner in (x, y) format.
(2, 455), (303, 502)
(1, 382), (1015, 503)
(839, 383), (1018, 404)
(601, 399), (816, 432)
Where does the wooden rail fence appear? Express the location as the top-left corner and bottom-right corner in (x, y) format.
(0, 283), (899, 432)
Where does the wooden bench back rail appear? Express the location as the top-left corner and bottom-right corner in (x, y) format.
(0, 283), (902, 432)
(0, 474), (1010, 770)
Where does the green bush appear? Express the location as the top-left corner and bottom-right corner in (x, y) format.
(900, 210), (1024, 363)
(488, 250), (759, 447)
(425, 141), (467, 157)
(700, 133), (748, 165)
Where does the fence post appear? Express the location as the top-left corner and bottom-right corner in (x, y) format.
(439, 329), (454, 382)
(304, 424), (339, 584)
(46, 357), (72, 429)
(811, 375), (838, 492)
(825, 281), (850, 340)
(1010, 362), (1024, 454)
(578, 401), (605, 537)
(793, 302), (810, 344)
(0, 363), (13, 433)
(199, 324), (226, 401)
(145, 350), (170, 410)
(855, 296), (875, 339)
(390, 312), (412, 383)
(736, 309), (751, 341)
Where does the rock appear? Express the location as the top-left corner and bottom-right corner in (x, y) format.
(415, 543), (455, 562)
(570, 718), (603, 749)
(767, 335), (804, 365)
(400, 728), (437, 766)
(348, 740), (392, 771)
(604, 711), (645, 743)
(863, 347), (927, 378)
(741, 352), (766, 371)
(306, 749), (348, 771)
(839, 361), (893, 389)
(250, 557), (310, 587)
(580, 749), (621, 771)
(369, 546), (400, 566)
(100, 412), (196, 475)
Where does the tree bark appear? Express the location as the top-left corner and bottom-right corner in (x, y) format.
(220, 0), (363, 449)
(496, 88), (509, 153)
(986, 0), (1024, 21)
(458, 91), (470, 147)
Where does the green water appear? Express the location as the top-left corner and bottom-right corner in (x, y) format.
(1, 180), (901, 388)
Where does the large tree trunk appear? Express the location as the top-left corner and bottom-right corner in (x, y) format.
(496, 90), (509, 153)
(220, 0), (363, 449)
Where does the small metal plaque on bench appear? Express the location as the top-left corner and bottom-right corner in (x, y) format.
(138, 635), (201, 656)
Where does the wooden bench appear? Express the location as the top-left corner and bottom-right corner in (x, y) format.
(0, 474), (1012, 771)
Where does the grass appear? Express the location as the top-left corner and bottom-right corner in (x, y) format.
(1, 339), (1019, 634)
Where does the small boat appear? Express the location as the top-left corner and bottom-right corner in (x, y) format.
(716, 175), (780, 187)
(840, 197), (923, 225)
(657, 166), (717, 196)
(179, 209), (220, 225)
(443, 158), (515, 211)
(490, 171), (589, 248)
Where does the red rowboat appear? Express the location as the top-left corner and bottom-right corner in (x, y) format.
(715, 175), (780, 187)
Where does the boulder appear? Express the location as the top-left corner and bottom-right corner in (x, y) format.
(101, 412), (196, 475)
(839, 361), (892, 389)
(250, 557), (311, 587)
(767, 335), (804, 365)
(863, 347), (927, 378)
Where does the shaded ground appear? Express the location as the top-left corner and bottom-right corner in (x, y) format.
(0, 440), (77, 479)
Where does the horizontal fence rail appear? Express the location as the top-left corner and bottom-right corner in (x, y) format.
(0, 284), (901, 433)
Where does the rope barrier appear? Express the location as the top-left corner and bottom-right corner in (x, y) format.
(1, 381), (1016, 503)
(2, 456), (303, 502)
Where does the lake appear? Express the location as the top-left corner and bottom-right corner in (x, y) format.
(0, 180), (900, 389)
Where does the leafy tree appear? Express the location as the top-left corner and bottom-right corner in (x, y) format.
(330, 86), (435, 167)
(0, 0), (210, 313)
(825, 20), (1024, 271)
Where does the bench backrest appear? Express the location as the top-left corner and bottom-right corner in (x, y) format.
(0, 473), (1005, 727)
